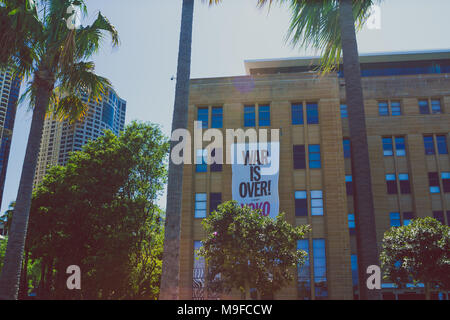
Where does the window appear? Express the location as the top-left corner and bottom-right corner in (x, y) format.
(211, 107), (223, 128)
(399, 174), (411, 194)
(442, 172), (450, 193)
(306, 103), (319, 124)
(210, 149), (222, 172)
(345, 175), (353, 196)
(195, 193), (207, 218)
(197, 107), (209, 129)
(210, 193), (222, 213)
(403, 212), (414, 226)
(419, 100), (430, 114)
(391, 101), (402, 116)
(382, 137), (393, 156)
(259, 105), (271, 126)
(390, 212), (401, 227)
(343, 139), (351, 158)
(424, 136), (436, 155)
(340, 104), (348, 119)
(429, 172), (441, 193)
(309, 145), (321, 169)
(293, 145), (306, 170)
(351, 255), (359, 299)
(313, 239), (327, 299)
(297, 240), (311, 300)
(437, 135), (449, 154)
(386, 174), (398, 194)
(310, 190), (324, 216)
(244, 105), (256, 127)
(292, 103), (304, 125)
(433, 211), (445, 224)
(193, 241), (205, 300)
(295, 191), (308, 217)
(196, 149), (207, 173)
(348, 213), (356, 235)
(378, 101), (389, 116)
(431, 99), (442, 114)
(395, 137), (406, 157)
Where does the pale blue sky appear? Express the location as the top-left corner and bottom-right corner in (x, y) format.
(2, 0), (450, 213)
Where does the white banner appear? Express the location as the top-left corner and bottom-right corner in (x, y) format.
(231, 142), (280, 219)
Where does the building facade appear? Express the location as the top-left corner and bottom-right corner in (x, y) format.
(178, 50), (450, 300)
(33, 87), (126, 188)
(0, 69), (20, 209)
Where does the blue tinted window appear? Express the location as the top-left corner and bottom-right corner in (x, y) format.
(196, 149), (207, 173)
(378, 101), (389, 116)
(211, 107), (223, 128)
(297, 240), (311, 300)
(313, 239), (327, 299)
(343, 139), (351, 158)
(351, 255), (359, 293)
(395, 137), (406, 157)
(382, 137), (393, 156)
(340, 104), (348, 119)
(244, 105), (255, 127)
(437, 135), (448, 154)
(195, 194), (207, 218)
(259, 105), (271, 126)
(348, 214), (356, 230)
(403, 212), (414, 226)
(309, 145), (321, 169)
(292, 103), (304, 125)
(424, 136), (435, 155)
(198, 107), (209, 129)
(311, 190), (323, 216)
(295, 191), (308, 217)
(431, 99), (442, 114)
(306, 103), (319, 124)
(102, 103), (114, 127)
(419, 100), (430, 114)
(391, 101), (401, 116)
(390, 212), (401, 227)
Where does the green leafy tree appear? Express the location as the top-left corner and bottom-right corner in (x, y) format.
(198, 201), (310, 299)
(380, 217), (450, 300)
(25, 122), (168, 300)
(0, 0), (119, 299)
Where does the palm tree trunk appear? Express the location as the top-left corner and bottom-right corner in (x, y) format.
(338, 0), (381, 300)
(159, 0), (194, 300)
(0, 78), (52, 300)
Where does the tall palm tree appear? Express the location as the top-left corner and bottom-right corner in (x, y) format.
(0, 0), (119, 300)
(211, 0), (381, 300)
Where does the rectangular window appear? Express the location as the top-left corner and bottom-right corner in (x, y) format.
(210, 148), (223, 172)
(313, 239), (327, 299)
(258, 105), (271, 126)
(382, 137), (394, 156)
(295, 191), (308, 217)
(419, 99), (430, 114)
(196, 149), (207, 173)
(431, 99), (442, 114)
(209, 193), (222, 214)
(346, 175), (353, 196)
(424, 136), (435, 155)
(403, 212), (414, 226)
(197, 107), (209, 129)
(437, 135), (449, 155)
(297, 240), (311, 300)
(399, 173), (411, 194)
(348, 213), (356, 235)
(292, 103), (304, 125)
(378, 101), (389, 116)
(386, 174), (398, 194)
(309, 145), (321, 169)
(433, 211), (445, 225)
(343, 139), (351, 158)
(310, 190), (324, 216)
(429, 172), (441, 193)
(293, 145), (306, 170)
(195, 193), (207, 218)
(211, 107), (223, 128)
(351, 255), (359, 298)
(193, 241), (205, 300)
(390, 212), (401, 227)
(391, 101), (402, 116)
(306, 103), (319, 124)
(442, 172), (450, 193)
(340, 104), (348, 119)
(244, 105), (256, 127)
(395, 137), (406, 157)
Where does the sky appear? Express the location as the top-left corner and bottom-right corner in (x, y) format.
(2, 0), (450, 213)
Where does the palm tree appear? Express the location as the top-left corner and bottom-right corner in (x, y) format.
(211, 0), (381, 300)
(0, 0), (119, 300)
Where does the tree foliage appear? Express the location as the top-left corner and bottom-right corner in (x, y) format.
(25, 122), (169, 299)
(198, 201), (310, 299)
(380, 217), (450, 295)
